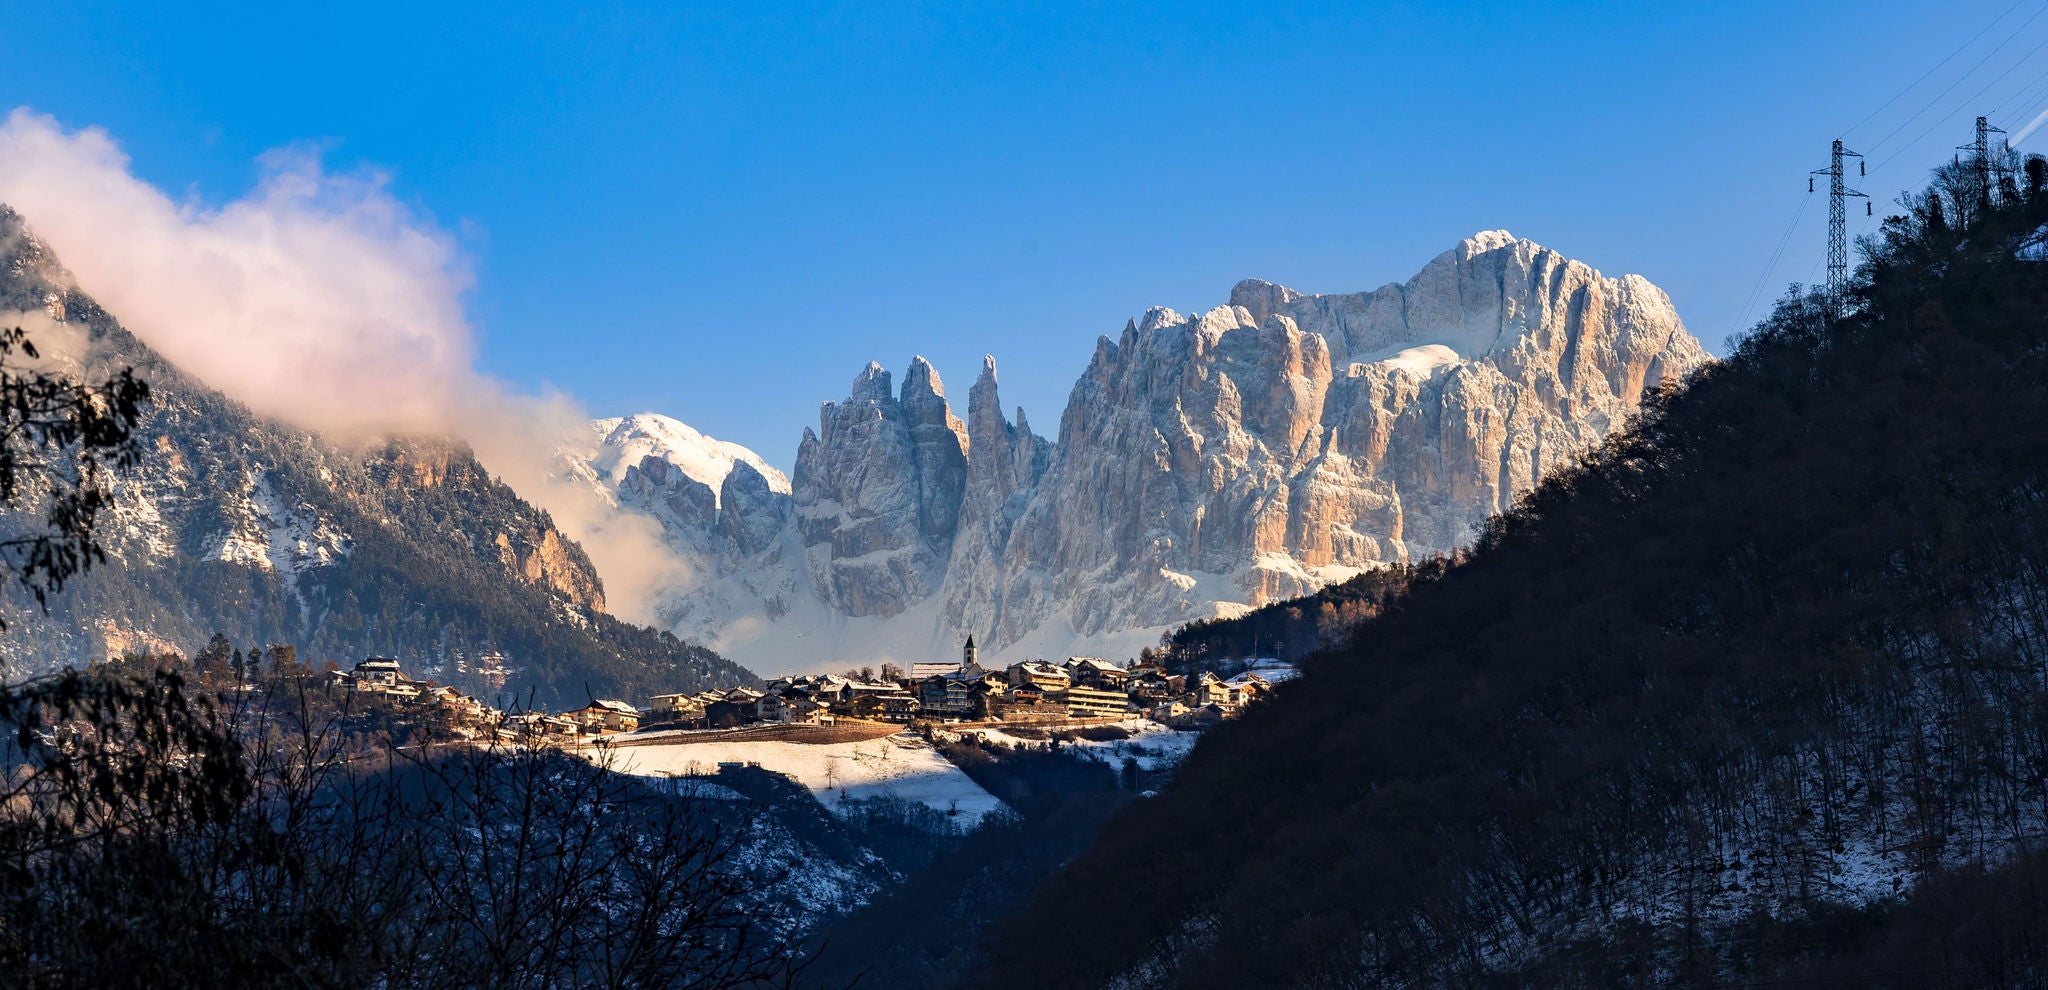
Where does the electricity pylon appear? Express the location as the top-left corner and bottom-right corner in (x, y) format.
(1811, 139), (1868, 319)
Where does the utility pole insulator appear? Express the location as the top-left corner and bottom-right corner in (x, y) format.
(1812, 139), (1867, 319)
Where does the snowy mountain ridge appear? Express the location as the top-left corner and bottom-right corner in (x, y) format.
(562, 231), (1708, 673)
(575, 413), (790, 507)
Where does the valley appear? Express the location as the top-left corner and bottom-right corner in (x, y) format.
(2, 9), (2041, 981)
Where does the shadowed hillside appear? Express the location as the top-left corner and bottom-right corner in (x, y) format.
(975, 160), (2048, 987)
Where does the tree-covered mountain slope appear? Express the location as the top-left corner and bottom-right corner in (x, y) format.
(0, 207), (755, 703)
(974, 168), (2048, 987)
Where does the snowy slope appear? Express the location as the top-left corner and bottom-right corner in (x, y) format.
(593, 732), (1008, 826)
(575, 414), (788, 506)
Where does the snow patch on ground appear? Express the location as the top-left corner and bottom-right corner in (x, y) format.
(591, 731), (1008, 826)
(946, 718), (1206, 773)
(104, 475), (176, 560)
(205, 471), (351, 588)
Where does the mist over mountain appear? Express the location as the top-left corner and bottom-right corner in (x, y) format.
(564, 232), (1706, 672)
(0, 207), (756, 703)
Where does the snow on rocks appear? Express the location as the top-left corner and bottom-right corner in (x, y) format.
(204, 470), (351, 589)
(577, 413), (790, 502)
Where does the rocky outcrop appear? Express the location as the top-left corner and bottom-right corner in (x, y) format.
(494, 524), (607, 613)
(566, 231), (1708, 671)
(790, 359), (967, 617)
(718, 460), (789, 558)
(942, 356), (1051, 639)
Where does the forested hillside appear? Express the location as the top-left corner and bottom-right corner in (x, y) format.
(0, 208), (755, 703)
(976, 161), (2048, 987)
(1158, 564), (1424, 670)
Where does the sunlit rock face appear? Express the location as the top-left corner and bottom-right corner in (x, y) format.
(789, 358), (968, 618)
(564, 232), (1707, 671)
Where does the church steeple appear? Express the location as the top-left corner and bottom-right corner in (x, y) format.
(963, 634), (979, 671)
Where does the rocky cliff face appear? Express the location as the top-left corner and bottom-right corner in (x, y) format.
(564, 232), (1707, 672)
(792, 359), (968, 617)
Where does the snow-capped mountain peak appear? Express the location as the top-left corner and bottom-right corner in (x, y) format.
(582, 413), (790, 506)
(552, 233), (1706, 674)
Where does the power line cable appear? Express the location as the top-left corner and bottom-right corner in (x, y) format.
(1879, 26), (2048, 170)
(1989, 57), (2048, 117)
(1737, 192), (1814, 330)
(1975, 30), (2048, 123)
(1866, 2), (2048, 155)
(1755, 5), (2038, 336)
(1843, 0), (2033, 139)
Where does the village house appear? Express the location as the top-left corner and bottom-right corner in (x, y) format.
(352, 657), (404, 688)
(503, 711), (581, 739)
(429, 685), (489, 718)
(1130, 671), (1182, 701)
(570, 699), (641, 735)
(845, 679), (903, 701)
(647, 691), (694, 714)
(1064, 657), (1130, 691)
(918, 675), (975, 716)
(1066, 683), (1133, 718)
(786, 696), (828, 724)
(1008, 660), (1073, 692)
(336, 657), (423, 700)
(646, 692), (706, 725)
(1222, 672), (1272, 707)
(846, 690), (920, 722)
(1149, 700), (1191, 723)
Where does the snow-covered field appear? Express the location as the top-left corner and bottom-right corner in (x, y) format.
(587, 731), (1007, 826)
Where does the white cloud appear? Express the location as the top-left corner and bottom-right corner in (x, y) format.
(0, 109), (473, 436)
(0, 108), (693, 625)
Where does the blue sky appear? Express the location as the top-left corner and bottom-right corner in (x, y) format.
(1, 0), (2040, 466)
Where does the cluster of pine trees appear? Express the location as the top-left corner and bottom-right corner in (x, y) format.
(1157, 563), (1430, 671)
